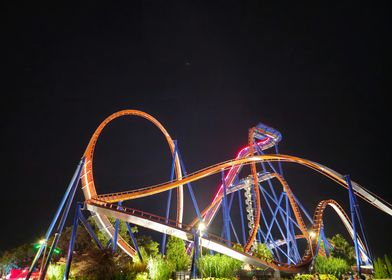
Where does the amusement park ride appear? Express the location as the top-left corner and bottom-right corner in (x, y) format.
(25, 110), (392, 280)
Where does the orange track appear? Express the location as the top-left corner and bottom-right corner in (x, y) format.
(80, 109), (184, 225)
(245, 127), (262, 252)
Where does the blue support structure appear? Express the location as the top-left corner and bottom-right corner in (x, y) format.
(39, 158), (85, 280)
(293, 193), (314, 224)
(191, 230), (200, 279)
(125, 222), (143, 262)
(226, 193), (240, 244)
(114, 201), (142, 261)
(314, 232), (322, 257)
(105, 239), (112, 250)
(351, 185), (372, 265)
(264, 193), (284, 242)
(259, 185), (288, 245)
(63, 202), (142, 279)
(319, 226), (331, 257)
(259, 209), (281, 261)
(345, 175), (363, 277)
(237, 190), (247, 245)
(221, 169), (231, 245)
(78, 212), (103, 250)
(256, 146), (298, 248)
(113, 218), (120, 252)
(260, 186), (301, 228)
(285, 193), (291, 264)
(27, 158), (85, 280)
(112, 202), (122, 253)
(161, 141), (178, 254)
(177, 146), (202, 221)
(63, 203), (82, 280)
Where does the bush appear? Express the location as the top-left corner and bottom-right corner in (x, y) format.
(294, 274), (314, 280)
(147, 255), (171, 280)
(47, 263), (66, 280)
(166, 236), (190, 272)
(374, 255), (392, 279)
(252, 242), (274, 262)
(319, 274), (338, 280)
(314, 256), (350, 278)
(197, 254), (242, 279)
(135, 272), (149, 280)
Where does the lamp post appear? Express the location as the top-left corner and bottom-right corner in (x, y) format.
(308, 231), (316, 273)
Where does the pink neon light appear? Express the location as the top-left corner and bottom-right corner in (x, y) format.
(211, 137), (270, 203)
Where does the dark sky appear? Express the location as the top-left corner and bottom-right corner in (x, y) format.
(2, 1), (391, 258)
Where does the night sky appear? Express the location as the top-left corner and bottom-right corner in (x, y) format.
(2, 2), (391, 257)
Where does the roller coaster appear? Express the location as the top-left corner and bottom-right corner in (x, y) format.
(26, 110), (392, 280)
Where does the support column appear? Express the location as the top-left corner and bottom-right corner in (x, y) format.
(161, 140), (178, 254)
(113, 201), (123, 253)
(345, 175), (361, 277)
(221, 169), (231, 245)
(237, 190), (247, 246)
(191, 230), (199, 279)
(63, 203), (82, 280)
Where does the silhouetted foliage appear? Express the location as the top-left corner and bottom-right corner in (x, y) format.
(330, 234), (356, 265)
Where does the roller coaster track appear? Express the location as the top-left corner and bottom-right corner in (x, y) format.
(79, 110), (391, 272)
(83, 195), (370, 273)
(80, 110), (184, 257)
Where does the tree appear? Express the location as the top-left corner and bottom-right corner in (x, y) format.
(56, 223), (100, 257)
(137, 235), (159, 259)
(330, 234), (356, 265)
(72, 248), (118, 279)
(166, 236), (190, 272)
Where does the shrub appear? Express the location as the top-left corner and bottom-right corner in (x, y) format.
(252, 242), (274, 262)
(135, 272), (149, 280)
(47, 263), (66, 280)
(147, 255), (171, 280)
(314, 256), (350, 278)
(197, 254), (242, 279)
(166, 236), (190, 272)
(294, 274), (314, 280)
(319, 274), (338, 280)
(374, 256), (392, 279)
(385, 255), (392, 278)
